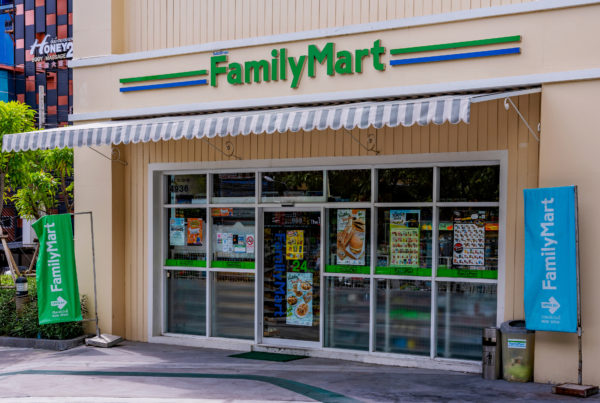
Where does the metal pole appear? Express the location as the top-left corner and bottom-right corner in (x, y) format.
(72, 211), (100, 338)
(574, 186), (582, 385)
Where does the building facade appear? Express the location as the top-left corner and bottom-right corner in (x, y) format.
(0, 0), (73, 127)
(4, 0), (600, 384)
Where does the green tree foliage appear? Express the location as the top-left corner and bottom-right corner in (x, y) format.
(0, 101), (74, 220)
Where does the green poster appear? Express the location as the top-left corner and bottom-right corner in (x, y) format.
(33, 214), (82, 325)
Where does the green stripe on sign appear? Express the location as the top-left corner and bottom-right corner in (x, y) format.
(325, 265), (370, 274)
(211, 261), (255, 269)
(390, 35), (521, 55)
(165, 259), (207, 268)
(120, 69), (208, 83)
(436, 268), (498, 279)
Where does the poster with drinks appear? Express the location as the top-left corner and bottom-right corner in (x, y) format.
(286, 230), (304, 260)
(336, 209), (366, 265)
(286, 272), (313, 326)
(453, 222), (485, 266)
(389, 210), (420, 267)
(169, 218), (186, 246)
(186, 218), (204, 246)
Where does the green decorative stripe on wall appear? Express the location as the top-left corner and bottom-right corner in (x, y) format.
(165, 259), (207, 268)
(120, 70), (208, 83)
(390, 35), (521, 55)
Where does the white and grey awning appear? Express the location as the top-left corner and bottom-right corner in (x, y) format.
(3, 94), (475, 152)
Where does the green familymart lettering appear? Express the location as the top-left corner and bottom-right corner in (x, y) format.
(210, 40), (386, 89)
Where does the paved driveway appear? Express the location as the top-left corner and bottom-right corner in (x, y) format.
(0, 341), (595, 402)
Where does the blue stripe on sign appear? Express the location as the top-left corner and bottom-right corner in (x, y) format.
(390, 47), (521, 66)
(120, 79), (209, 92)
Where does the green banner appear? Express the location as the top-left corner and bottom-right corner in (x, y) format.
(32, 214), (82, 325)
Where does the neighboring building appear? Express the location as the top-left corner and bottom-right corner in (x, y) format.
(6, 0), (73, 128)
(3, 0), (600, 386)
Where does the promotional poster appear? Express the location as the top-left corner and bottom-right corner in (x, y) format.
(336, 209), (366, 265)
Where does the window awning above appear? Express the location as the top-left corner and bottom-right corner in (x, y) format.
(2, 90), (537, 152)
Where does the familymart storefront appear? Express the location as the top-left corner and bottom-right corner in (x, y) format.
(5, 1), (600, 380)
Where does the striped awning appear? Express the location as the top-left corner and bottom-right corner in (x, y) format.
(2, 95), (471, 152)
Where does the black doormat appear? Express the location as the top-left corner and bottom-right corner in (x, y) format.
(229, 351), (307, 362)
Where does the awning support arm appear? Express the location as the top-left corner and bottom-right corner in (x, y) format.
(345, 131), (380, 155)
(87, 146), (128, 166)
(200, 138), (241, 160)
(504, 97), (540, 142)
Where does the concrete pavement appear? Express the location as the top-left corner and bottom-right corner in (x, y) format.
(0, 341), (595, 402)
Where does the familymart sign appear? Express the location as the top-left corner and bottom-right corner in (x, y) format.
(119, 35), (522, 93)
(33, 214), (82, 325)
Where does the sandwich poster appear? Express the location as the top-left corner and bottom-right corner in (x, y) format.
(286, 272), (313, 326)
(336, 209), (366, 265)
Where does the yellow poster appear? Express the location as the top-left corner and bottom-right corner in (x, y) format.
(286, 230), (304, 260)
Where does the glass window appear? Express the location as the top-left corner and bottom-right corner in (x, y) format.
(326, 208), (370, 274)
(436, 282), (497, 360)
(166, 270), (206, 335)
(213, 173), (255, 202)
(167, 174), (207, 204)
(438, 208), (499, 279)
(211, 208), (255, 269)
(376, 280), (431, 356)
(261, 171), (324, 201)
(439, 165), (500, 202)
(327, 169), (371, 202)
(211, 272), (254, 339)
(377, 168), (433, 203)
(166, 208), (207, 267)
(324, 277), (370, 351)
(376, 208), (432, 276)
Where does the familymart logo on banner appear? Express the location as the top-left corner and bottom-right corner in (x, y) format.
(523, 186), (578, 333)
(33, 214), (82, 325)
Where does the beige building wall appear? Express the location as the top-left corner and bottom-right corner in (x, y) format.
(119, 0), (538, 53)
(112, 94), (539, 342)
(535, 80), (600, 385)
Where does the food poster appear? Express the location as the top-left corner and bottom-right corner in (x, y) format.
(453, 219), (486, 266)
(389, 210), (420, 267)
(286, 272), (313, 326)
(286, 230), (304, 260)
(186, 218), (204, 246)
(336, 209), (366, 265)
(169, 218), (186, 246)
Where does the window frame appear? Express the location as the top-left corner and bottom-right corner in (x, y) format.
(152, 155), (506, 362)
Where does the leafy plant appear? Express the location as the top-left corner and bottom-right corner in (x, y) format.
(0, 279), (87, 340)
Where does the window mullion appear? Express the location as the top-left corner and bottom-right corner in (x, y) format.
(430, 166), (440, 359)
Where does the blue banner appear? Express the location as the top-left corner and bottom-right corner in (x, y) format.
(524, 186), (578, 332)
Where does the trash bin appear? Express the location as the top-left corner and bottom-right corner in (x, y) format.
(500, 320), (535, 382)
(482, 327), (501, 380)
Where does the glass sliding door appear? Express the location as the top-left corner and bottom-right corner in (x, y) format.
(263, 210), (321, 344)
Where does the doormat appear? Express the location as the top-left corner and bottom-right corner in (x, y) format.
(229, 351), (307, 362)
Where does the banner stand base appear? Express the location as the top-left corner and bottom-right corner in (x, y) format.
(85, 334), (123, 348)
(552, 384), (599, 398)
